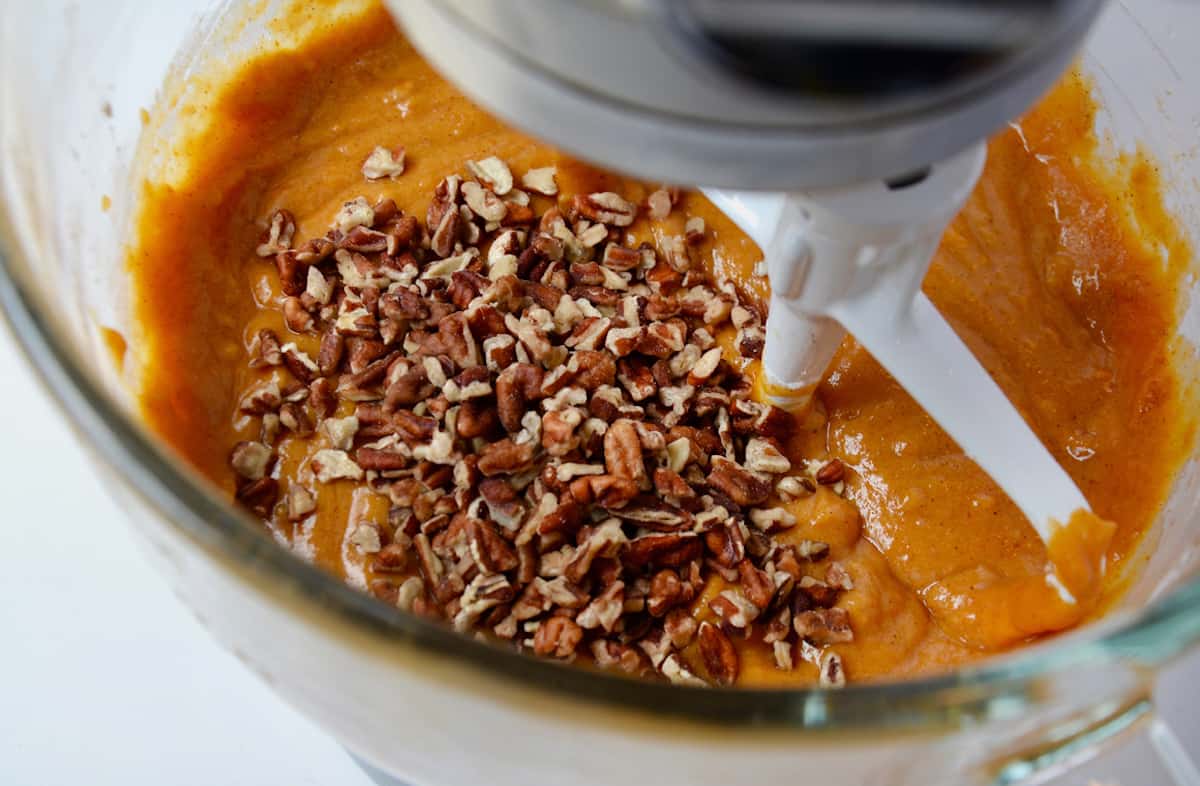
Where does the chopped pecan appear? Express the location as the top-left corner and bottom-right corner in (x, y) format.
(384, 365), (433, 410)
(249, 329), (283, 368)
(647, 569), (685, 617)
(495, 363), (543, 433)
(236, 477), (278, 518)
(462, 180), (508, 223)
(456, 399), (499, 439)
(281, 343), (319, 384)
(646, 189), (673, 221)
(230, 441), (272, 481)
(816, 458), (846, 485)
(819, 650), (846, 688)
(574, 192), (637, 227)
(341, 224), (390, 253)
(707, 456), (771, 506)
(603, 419), (645, 484)
(568, 474), (639, 509)
(521, 166), (558, 196)
(542, 409), (583, 457)
(748, 507), (796, 533)
(274, 251), (306, 297)
(317, 329), (345, 376)
(794, 607), (853, 645)
(698, 621), (739, 686)
(478, 438), (536, 476)
(602, 243), (641, 272)
(282, 483), (316, 522)
(737, 560), (774, 610)
(729, 398), (792, 439)
(308, 377), (336, 418)
(663, 608), (698, 649)
(652, 467), (693, 499)
(710, 589), (760, 630)
(826, 562), (854, 591)
(743, 437), (791, 474)
(636, 320), (686, 358)
(373, 542), (409, 572)
(355, 447), (408, 472)
(533, 616), (583, 659)
(362, 145), (406, 180)
(575, 581), (625, 633)
(573, 350), (615, 391)
(564, 519), (628, 583)
(468, 518), (519, 574)
(466, 156), (514, 196)
(616, 358), (656, 402)
(591, 640), (646, 675)
(256, 209), (296, 257)
(477, 478), (524, 530)
(704, 521), (746, 568)
(622, 532), (703, 569)
(738, 325), (765, 360)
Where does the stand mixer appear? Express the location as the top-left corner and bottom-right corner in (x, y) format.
(386, 0), (1105, 588)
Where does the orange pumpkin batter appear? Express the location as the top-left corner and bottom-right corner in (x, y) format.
(126, 3), (1196, 685)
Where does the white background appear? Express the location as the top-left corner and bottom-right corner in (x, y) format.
(0, 319), (1195, 785)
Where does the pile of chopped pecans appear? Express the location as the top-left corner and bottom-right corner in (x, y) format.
(231, 153), (856, 688)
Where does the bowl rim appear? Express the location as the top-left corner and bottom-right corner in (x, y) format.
(2, 231), (1199, 733)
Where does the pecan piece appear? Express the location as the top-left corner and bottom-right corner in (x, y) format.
(743, 437), (791, 474)
(707, 456), (772, 506)
(309, 377), (336, 418)
(533, 616), (583, 659)
(230, 441), (272, 481)
(636, 320), (686, 358)
(275, 251), (306, 297)
(664, 608), (698, 649)
(236, 477), (278, 518)
(495, 363), (544, 433)
(362, 145), (406, 180)
(622, 532), (703, 569)
(521, 166), (558, 196)
(646, 189), (673, 221)
(256, 209), (296, 257)
(249, 329), (283, 368)
(603, 419), (645, 484)
(816, 458), (846, 485)
(355, 447), (408, 472)
(704, 521), (746, 568)
(819, 650), (847, 688)
(478, 438), (536, 476)
(574, 192), (637, 227)
(698, 621), (739, 686)
(373, 542), (410, 572)
(468, 518), (520, 574)
(794, 607), (853, 646)
(647, 569), (686, 617)
(575, 581), (625, 633)
(318, 329), (346, 376)
(466, 156), (514, 195)
(653, 467), (694, 499)
(568, 474), (639, 509)
(573, 350), (616, 391)
(737, 560), (775, 610)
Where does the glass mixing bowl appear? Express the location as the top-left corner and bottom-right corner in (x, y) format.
(2, 2), (1199, 784)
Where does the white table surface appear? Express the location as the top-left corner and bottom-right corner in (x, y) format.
(0, 319), (1195, 786)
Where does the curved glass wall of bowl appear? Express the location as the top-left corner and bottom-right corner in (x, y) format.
(703, 143), (1090, 556)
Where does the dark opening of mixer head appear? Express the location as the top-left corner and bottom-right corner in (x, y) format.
(666, 0), (1081, 100)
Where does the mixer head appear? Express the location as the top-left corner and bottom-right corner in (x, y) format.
(389, 0), (1105, 190)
